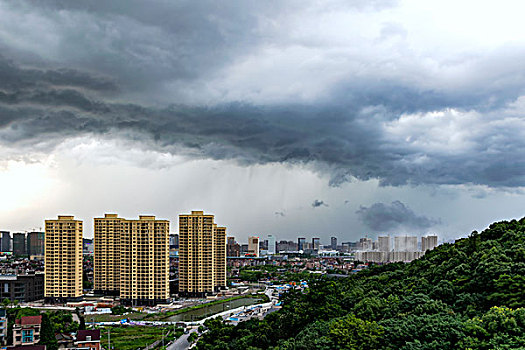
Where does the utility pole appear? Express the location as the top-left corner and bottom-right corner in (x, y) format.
(108, 329), (111, 350)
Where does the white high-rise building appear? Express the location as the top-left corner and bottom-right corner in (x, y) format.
(394, 236), (418, 252)
(421, 235), (438, 252)
(378, 236), (391, 252)
(359, 237), (373, 250)
(267, 235), (276, 255)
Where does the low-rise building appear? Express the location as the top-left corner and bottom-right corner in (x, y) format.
(75, 329), (100, 350)
(0, 274), (44, 302)
(13, 315), (42, 346)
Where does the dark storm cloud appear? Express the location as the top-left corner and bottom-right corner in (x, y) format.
(312, 200), (328, 208)
(1, 1), (525, 189)
(0, 0), (399, 103)
(356, 201), (441, 231)
(1, 53), (525, 188)
(0, 56), (117, 93)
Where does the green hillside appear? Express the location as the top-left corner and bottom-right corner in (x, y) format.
(196, 218), (525, 350)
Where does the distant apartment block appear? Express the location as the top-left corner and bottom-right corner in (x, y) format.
(83, 238), (94, 255)
(0, 274), (44, 302)
(297, 237), (305, 251)
(330, 237), (337, 250)
(44, 216), (83, 302)
(13, 233), (27, 256)
(355, 251), (390, 263)
(355, 234), (438, 263)
(390, 251), (424, 262)
(276, 240), (298, 252)
(178, 211), (226, 297)
(259, 239), (268, 252)
(94, 214), (170, 306)
(247, 236), (259, 257)
(227, 237), (240, 257)
(312, 237), (320, 251)
(27, 232), (44, 259)
(169, 234), (179, 249)
(377, 236), (391, 252)
(394, 236), (418, 252)
(422, 235), (438, 252)
(268, 235), (276, 255)
(358, 237), (373, 251)
(1, 231), (11, 252)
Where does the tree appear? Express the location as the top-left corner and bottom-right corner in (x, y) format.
(329, 314), (383, 350)
(40, 313), (58, 350)
(459, 307), (525, 350)
(195, 217), (525, 350)
(489, 274), (525, 309)
(77, 308), (86, 331)
(188, 332), (198, 344)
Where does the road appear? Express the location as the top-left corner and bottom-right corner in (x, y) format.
(167, 329), (198, 350)
(165, 288), (277, 349)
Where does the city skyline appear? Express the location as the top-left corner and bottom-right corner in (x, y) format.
(1, 212), (444, 245)
(1, 1), (525, 242)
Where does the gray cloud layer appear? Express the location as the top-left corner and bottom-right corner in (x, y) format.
(1, 1), (525, 188)
(356, 200), (441, 231)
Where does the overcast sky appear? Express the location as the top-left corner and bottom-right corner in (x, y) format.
(1, 0), (525, 243)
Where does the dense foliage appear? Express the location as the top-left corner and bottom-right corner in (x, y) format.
(196, 218), (525, 349)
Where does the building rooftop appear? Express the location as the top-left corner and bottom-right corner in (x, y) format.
(15, 315), (42, 326)
(76, 329), (100, 342)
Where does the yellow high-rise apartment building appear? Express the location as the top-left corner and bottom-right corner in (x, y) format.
(94, 214), (169, 306)
(214, 226), (226, 288)
(179, 211), (226, 296)
(44, 215), (83, 302)
(94, 214), (123, 295)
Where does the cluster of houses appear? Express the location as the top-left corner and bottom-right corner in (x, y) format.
(0, 311), (100, 350)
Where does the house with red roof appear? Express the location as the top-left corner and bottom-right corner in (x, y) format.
(13, 316), (42, 346)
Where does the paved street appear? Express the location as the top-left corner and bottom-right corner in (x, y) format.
(167, 329), (198, 350)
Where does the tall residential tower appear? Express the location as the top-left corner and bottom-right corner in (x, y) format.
(44, 216), (83, 302)
(94, 214), (169, 306)
(94, 214), (123, 295)
(178, 211), (226, 297)
(120, 216), (169, 306)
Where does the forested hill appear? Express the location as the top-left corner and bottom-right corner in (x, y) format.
(196, 218), (525, 350)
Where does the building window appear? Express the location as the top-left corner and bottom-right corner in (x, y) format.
(22, 329), (33, 343)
